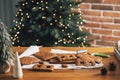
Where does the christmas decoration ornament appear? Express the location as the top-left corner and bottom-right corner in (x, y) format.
(0, 22), (14, 73)
(101, 67), (107, 75)
(10, 0), (91, 47)
(109, 62), (117, 71)
(13, 52), (23, 79)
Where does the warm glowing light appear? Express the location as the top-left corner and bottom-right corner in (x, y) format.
(42, 8), (44, 11)
(50, 23), (53, 25)
(22, 4), (25, 6)
(36, 2), (39, 4)
(19, 9), (22, 12)
(46, 2), (48, 4)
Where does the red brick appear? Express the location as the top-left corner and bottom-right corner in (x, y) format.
(113, 31), (120, 36)
(82, 16), (92, 21)
(101, 36), (120, 42)
(103, 0), (120, 4)
(83, 16), (113, 23)
(82, 0), (102, 3)
(88, 35), (100, 40)
(103, 11), (120, 17)
(96, 41), (116, 46)
(92, 5), (113, 10)
(92, 17), (113, 23)
(114, 19), (120, 23)
(101, 24), (120, 30)
(84, 22), (100, 28)
(92, 29), (112, 35)
(80, 3), (91, 9)
(82, 10), (101, 16)
(114, 6), (120, 11)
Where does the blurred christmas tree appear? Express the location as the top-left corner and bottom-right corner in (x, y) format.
(10, 0), (90, 47)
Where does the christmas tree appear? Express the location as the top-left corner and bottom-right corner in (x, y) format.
(10, 0), (90, 47)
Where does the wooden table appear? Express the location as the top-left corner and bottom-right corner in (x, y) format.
(0, 47), (120, 80)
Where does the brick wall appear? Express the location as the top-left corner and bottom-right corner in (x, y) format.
(80, 0), (120, 47)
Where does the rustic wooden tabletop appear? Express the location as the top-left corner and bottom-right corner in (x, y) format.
(0, 47), (119, 80)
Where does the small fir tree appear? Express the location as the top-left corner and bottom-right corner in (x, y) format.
(0, 22), (14, 73)
(10, 0), (90, 47)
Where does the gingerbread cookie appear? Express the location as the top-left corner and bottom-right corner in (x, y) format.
(49, 54), (76, 64)
(90, 56), (102, 63)
(34, 51), (57, 61)
(32, 64), (54, 72)
(20, 56), (41, 65)
(57, 54), (77, 61)
(76, 53), (96, 66)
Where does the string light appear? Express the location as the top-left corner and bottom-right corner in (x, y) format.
(77, 21), (79, 24)
(42, 8), (44, 11)
(46, 6), (48, 9)
(72, 41), (74, 44)
(55, 20), (57, 22)
(69, 4), (72, 7)
(14, 28), (16, 30)
(17, 12), (19, 14)
(15, 21), (18, 24)
(57, 0), (60, 2)
(41, 0), (43, 3)
(71, 33), (74, 35)
(13, 20), (15, 22)
(60, 6), (62, 8)
(32, 7), (36, 10)
(50, 23), (53, 25)
(27, 16), (30, 18)
(36, 2), (39, 4)
(26, 13), (29, 15)
(42, 16), (46, 19)
(59, 16), (62, 18)
(65, 27), (67, 29)
(19, 9), (22, 11)
(36, 39), (39, 42)
(67, 24), (69, 26)
(32, 0), (34, 3)
(55, 42), (58, 45)
(63, 42), (66, 44)
(19, 22), (22, 25)
(21, 13), (23, 16)
(80, 22), (83, 24)
(25, 2), (28, 4)
(22, 3), (25, 6)
(53, 13), (56, 16)
(69, 18), (71, 20)
(39, 7), (41, 9)
(77, 37), (80, 40)
(12, 42), (14, 45)
(46, 2), (48, 4)
(17, 32), (20, 34)
(67, 33), (70, 35)
(15, 14), (18, 17)
(69, 14), (71, 17)
(17, 40), (20, 43)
